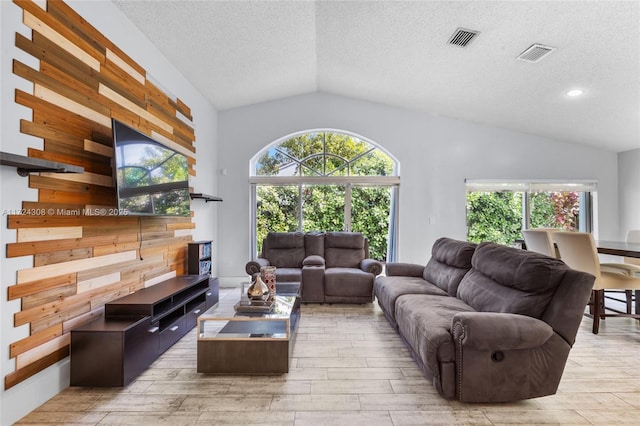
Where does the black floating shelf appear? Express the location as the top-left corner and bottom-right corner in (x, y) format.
(1, 151), (84, 177)
(190, 193), (223, 203)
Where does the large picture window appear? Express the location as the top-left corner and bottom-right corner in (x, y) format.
(465, 180), (596, 246)
(250, 131), (399, 261)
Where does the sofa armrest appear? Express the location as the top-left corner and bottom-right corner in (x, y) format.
(245, 258), (271, 276)
(360, 258), (383, 276)
(303, 255), (325, 266)
(452, 312), (554, 351)
(385, 262), (425, 277)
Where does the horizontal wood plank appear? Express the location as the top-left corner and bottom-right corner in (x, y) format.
(30, 300), (90, 334)
(7, 233), (138, 258)
(17, 250), (137, 284)
(17, 226), (83, 243)
(4, 346), (69, 390)
(83, 139), (112, 158)
(98, 83), (172, 133)
(105, 48), (145, 84)
(166, 221), (195, 231)
(8, 212), (137, 228)
(62, 307), (104, 334)
(76, 272), (121, 294)
(7, 274), (76, 301)
(34, 84), (110, 127)
(38, 188), (116, 206)
(38, 171), (113, 188)
(99, 58), (147, 106)
(21, 283), (77, 310)
(93, 241), (140, 256)
(16, 334), (71, 370)
(34, 248), (93, 267)
(175, 97), (193, 121)
(10, 324), (63, 359)
(144, 271), (176, 288)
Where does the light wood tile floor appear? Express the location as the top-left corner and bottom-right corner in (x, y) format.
(16, 288), (640, 425)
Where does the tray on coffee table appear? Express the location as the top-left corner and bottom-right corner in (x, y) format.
(234, 297), (275, 313)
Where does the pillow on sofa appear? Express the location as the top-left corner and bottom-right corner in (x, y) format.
(423, 237), (477, 296)
(457, 242), (569, 319)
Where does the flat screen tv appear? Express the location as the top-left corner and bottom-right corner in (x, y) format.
(111, 119), (190, 216)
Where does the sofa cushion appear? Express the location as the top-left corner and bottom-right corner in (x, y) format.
(395, 294), (475, 384)
(274, 268), (302, 283)
(305, 232), (325, 257)
(374, 276), (448, 323)
(324, 232), (365, 268)
(423, 238), (476, 296)
(263, 232), (305, 268)
(457, 242), (569, 319)
(325, 268), (373, 297)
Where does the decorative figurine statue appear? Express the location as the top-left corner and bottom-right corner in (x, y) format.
(247, 275), (269, 301)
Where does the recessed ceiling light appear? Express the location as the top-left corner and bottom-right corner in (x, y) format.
(566, 89), (583, 97)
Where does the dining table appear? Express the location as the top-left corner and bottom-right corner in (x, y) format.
(596, 240), (640, 259)
(596, 240), (640, 315)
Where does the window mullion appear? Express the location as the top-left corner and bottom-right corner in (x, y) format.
(250, 183), (257, 257)
(523, 191), (531, 230)
(345, 183), (352, 231)
(298, 183), (303, 231)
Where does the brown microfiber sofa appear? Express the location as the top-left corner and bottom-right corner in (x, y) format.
(374, 237), (594, 402)
(246, 231), (383, 303)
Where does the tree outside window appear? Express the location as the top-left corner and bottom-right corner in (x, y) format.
(251, 131), (398, 261)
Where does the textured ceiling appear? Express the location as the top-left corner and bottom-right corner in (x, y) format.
(113, 0), (640, 153)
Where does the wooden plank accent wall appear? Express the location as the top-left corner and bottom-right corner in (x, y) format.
(5, 0), (199, 390)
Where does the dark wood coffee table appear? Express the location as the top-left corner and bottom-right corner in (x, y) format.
(196, 283), (301, 374)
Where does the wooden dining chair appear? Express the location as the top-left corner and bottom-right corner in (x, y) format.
(522, 228), (558, 258)
(599, 230), (640, 313)
(553, 231), (640, 334)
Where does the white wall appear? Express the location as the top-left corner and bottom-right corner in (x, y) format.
(618, 148), (640, 236)
(0, 1), (218, 424)
(217, 92), (620, 282)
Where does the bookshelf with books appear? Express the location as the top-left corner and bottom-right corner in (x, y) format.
(187, 240), (219, 309)
(188, 241), (213, 276)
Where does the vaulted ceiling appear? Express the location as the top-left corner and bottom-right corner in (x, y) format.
(114, 0), (640, 153)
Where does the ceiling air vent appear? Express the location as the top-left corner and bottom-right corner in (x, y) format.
(517, 44), (555, 63)
(448, 28), (480, 47)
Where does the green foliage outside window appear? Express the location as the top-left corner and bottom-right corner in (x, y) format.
(531, 192), (580, 230)
(302, 185), (346, 232)
(466, 191), (523, 245)
(254, 132), (395, 260)
(466, 191), (581, 246)
(351, 186), (391, 260)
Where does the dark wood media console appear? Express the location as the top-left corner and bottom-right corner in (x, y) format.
(70, 275), (219, 387)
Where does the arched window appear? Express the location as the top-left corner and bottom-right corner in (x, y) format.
(250, 130), (399, 261)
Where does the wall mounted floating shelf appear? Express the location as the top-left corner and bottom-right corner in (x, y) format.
(190, 193), (223, 203)
(1, 152), (84, 177)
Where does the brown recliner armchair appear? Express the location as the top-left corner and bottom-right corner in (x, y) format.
(320, 232), (383, 304)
